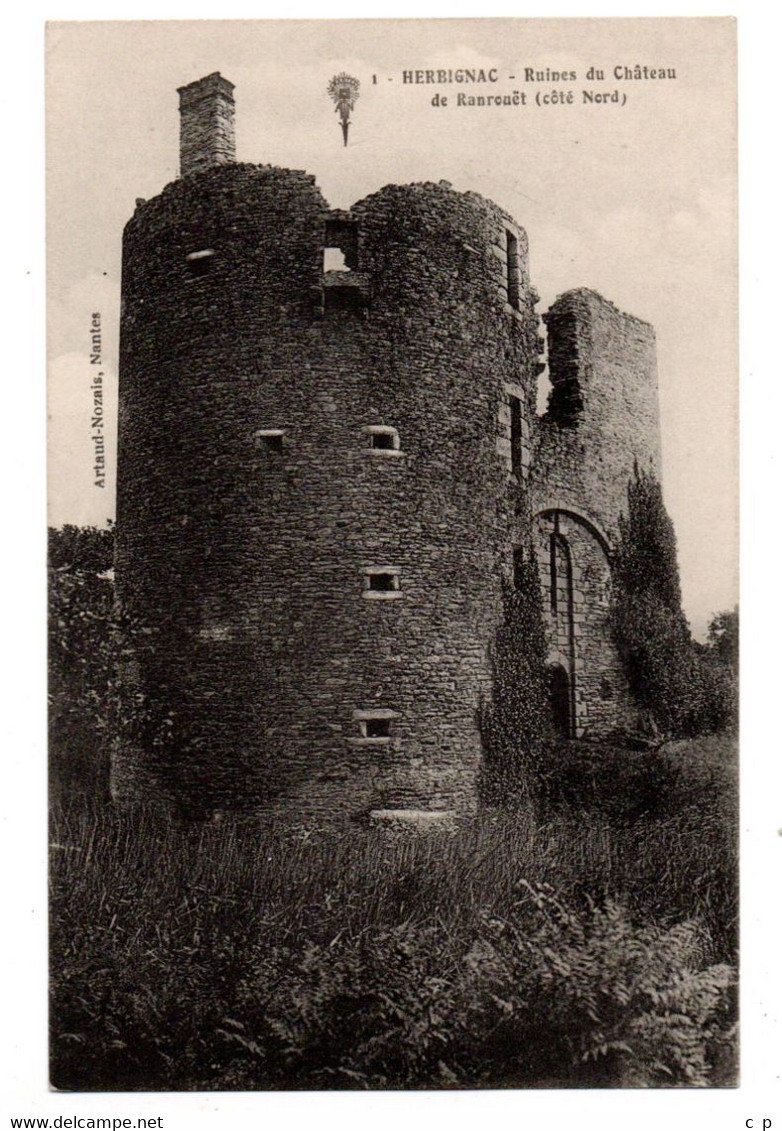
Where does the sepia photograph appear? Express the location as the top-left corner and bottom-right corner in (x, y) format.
(45, 17), (739, 1094)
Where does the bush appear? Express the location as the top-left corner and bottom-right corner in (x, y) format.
(611, 468), (735, 736)
(465, 884), (736, 1087)
(50, 799), (737, 1090)
(48, 525), (115, 800)
(211, 889), (736, 1089)
(538, 733), (737, 823)
(707, 608), (739, 673)
(612, 463), (683, 614)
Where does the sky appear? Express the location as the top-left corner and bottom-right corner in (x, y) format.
(46, 18), (738, 638)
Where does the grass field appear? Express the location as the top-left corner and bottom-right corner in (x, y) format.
(49, 732), (738, 1091)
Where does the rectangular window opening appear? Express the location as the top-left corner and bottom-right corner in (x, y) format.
(254, 428), (285, 453)
(365, 718), (391, 739)
(364, 425), (400, 452)
(368, 572), (398, 592)
(372, 431), (395, 450)
(186, 249), (215, 277)
(362, 566), (403, 599)
(352, 707), (399, 744)
(324, 246), (349, 272)
(324, 219), (359, 271)
(509, 395), (523, 475)
(324, 287), (366, 316)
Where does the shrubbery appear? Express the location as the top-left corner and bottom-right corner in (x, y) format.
(538, 732), (735, 818)
(707, 608), (739, 672)
(50, 746), (738, 1092)
(217, 888), (734, 1089)
(611, 466), (737, 737)
(48, 525), (115, 800)
(48, 515), (739, 1091)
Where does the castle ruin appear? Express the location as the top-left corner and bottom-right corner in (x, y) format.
(111, 73), (661, 821)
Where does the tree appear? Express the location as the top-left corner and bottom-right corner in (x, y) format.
(707, 607), (739, 673)
(611, 465), (733, 736)
(613, 462), (685, 617)
(48, 524), (116, 800)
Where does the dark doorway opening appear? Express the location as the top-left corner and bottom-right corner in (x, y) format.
(547, 663), (572, 739)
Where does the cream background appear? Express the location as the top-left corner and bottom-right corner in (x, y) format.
(3, 2), (779, 1127)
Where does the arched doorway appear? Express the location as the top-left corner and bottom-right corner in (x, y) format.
(547, 663), (573, 739)
(534, 506), (617, 738)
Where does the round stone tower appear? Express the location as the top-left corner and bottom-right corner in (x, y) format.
(112, 74), (541, 819)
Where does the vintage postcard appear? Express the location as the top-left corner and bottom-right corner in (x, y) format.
(45, 17), (740, 1102)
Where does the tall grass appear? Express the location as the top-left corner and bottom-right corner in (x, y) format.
(50, 734), (738, 1091)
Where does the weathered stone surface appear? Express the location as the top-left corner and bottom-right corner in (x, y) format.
(113, 162), (539, 819)
(112, 76), (662, 821)
(178, 73), (236, 178)
(368, 809), (458, 834)
(526, 289), (661, 741)
(531, 288), (661, 536)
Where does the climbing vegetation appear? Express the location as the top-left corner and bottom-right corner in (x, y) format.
(479, 552), (552, 804)
(611, 465), (736, 736)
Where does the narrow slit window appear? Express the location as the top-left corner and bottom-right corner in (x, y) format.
(549, 533), (558, 613)
(186, 248), (215, 277)
(505, 230), (520, 309)
(509, 396), (523, 475)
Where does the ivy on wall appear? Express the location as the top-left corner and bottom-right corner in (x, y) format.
(480, 550), (552, 804)
(611, 464), (735, 737)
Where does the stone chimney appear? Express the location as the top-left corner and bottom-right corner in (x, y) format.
(177, 72), (236, 177)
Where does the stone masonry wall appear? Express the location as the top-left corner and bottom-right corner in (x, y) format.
(529, 288), (661, 737)
(113, 166), (541, 818)
(533, 509), (636, 737)
(113, 74), (665, 816)
(531, 288), (661, 539)
(178, 73), (236, 178)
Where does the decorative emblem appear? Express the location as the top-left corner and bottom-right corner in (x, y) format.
(327, 73), (360, 147)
